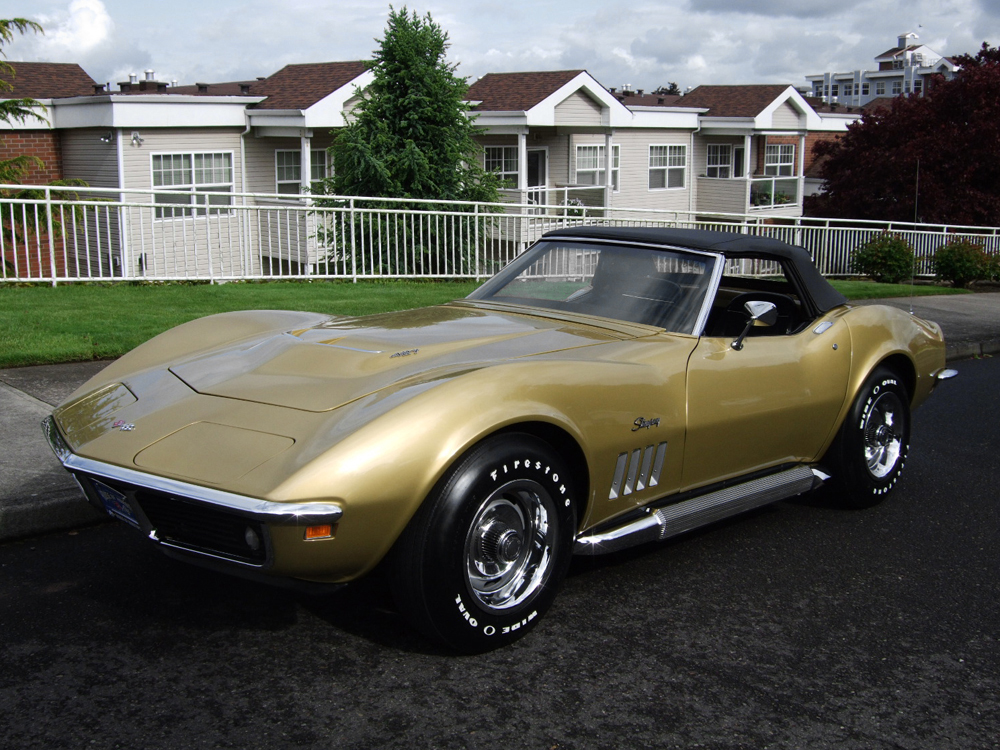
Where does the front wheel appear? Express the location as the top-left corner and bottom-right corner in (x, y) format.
(825, 367), (910, 508)
(390, 433), (576, 653)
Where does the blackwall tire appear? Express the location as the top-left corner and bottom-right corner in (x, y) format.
(826, 367), (911, 509)
(390, 433), (576, 653)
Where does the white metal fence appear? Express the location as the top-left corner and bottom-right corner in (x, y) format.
(2, 184), (998, 284)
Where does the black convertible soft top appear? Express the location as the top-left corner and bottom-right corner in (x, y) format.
(542, 226), (849, 314)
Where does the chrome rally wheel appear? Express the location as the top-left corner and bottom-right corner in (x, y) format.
(863, 388), (906, 479)
(464, 479), (555, 612)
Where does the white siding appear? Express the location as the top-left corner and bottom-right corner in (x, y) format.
(118, 128), (249, 278)
(603, 130), (693, 211)
(60, 128), (120, 189)
(695, 177), (748, 214)
(554, 91), (603, 126)
(771, 101), (804, 130)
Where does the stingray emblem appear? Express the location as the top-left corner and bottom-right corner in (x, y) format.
(112, 420), (135, 432)
(632, 416), (661, 431)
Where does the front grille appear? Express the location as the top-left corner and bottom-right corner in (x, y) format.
(134, 490), (268, 564)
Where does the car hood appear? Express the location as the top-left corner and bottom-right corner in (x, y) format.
(168, 304), (633, 412)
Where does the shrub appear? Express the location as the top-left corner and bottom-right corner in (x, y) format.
(852, 233), (915, 284)
(934, 239), (990, 288)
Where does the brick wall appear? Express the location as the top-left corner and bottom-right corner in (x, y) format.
(0, 130), (63, 183)
(1, 130), (68, 277)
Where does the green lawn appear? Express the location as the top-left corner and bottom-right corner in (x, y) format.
(0, 280), (481, 368)
(0, 278), (969, 368)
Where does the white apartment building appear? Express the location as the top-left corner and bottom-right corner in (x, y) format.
(806, 32), (959, 107)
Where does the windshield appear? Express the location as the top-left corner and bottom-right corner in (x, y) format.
(468, 239), (717, 334)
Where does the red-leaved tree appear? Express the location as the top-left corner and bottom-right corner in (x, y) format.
(807, 43), (1000, 226)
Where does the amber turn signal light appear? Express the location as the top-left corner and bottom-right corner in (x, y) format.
(304, 524), (334, 540)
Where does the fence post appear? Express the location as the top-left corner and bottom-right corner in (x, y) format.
(350, 198), (357, 283)
(205, 193), (215, 284)
(475, 202), (481, 280)
(45, 187), (58, 287)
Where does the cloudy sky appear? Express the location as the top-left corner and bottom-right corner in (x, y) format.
(3, 0), (999, 92)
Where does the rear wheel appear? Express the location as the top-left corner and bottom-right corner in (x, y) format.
(390, 433), (576, 653)
(826, 367), (910, 508)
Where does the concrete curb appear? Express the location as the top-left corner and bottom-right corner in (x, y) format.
(946, 338), (1000, 362)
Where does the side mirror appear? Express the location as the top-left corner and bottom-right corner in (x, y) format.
(731, 300), (778, 351)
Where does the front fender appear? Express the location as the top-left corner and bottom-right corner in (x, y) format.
(263, 354), (686, 581)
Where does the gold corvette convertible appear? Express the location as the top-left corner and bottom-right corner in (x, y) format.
(44, 227), (955, 652)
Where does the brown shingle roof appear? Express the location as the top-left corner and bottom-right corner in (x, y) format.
(250, 61), (369, 110)
(467, 70), (585, 111)
(2, 62), (98, 99)
(676, 85), (793, 117)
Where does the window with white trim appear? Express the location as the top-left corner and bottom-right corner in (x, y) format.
(575, 144), (619, 190)
(764, 144), (795, 177)
(831, 84), (839, 97)
(275, 150), (329, 195)
(913, 79), (922, 94)
(649, 145), (686, 189)
(485, 146), (518, 188)
(733, 146), (745, 178)
(152, 152), (233, 219)
(876, 81), (886, 95)
(892, 80), (903, 95)
(862, 82), (870, 96)
(706, 144), (732, 178)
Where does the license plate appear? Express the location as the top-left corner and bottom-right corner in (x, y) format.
(92, 480), (140, 529)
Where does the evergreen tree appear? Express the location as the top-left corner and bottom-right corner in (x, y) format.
(326, 6), (498, 204)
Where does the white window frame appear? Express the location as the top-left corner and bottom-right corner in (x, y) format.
(764, 144), (795, 177)
(876, 81), (886, 95)
(706, 144), (733, 179)
(862, 82), (870, 96)
(485, 145), (519, 188)
(275, 149), (329, 195)
(831, 84), (839, 98)
(892, 80), (903, 95)
(575, 144), (620, 191)
(151, 151), (234, 219)
(649, 144), (686, 190)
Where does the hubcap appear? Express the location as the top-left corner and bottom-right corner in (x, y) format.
(863, 390), (905, 479)
(464, 479), (556, 612)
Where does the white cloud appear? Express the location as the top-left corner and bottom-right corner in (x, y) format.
(48, 0), (114, 53)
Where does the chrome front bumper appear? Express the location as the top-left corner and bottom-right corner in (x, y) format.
(42, 416), (343, 566)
